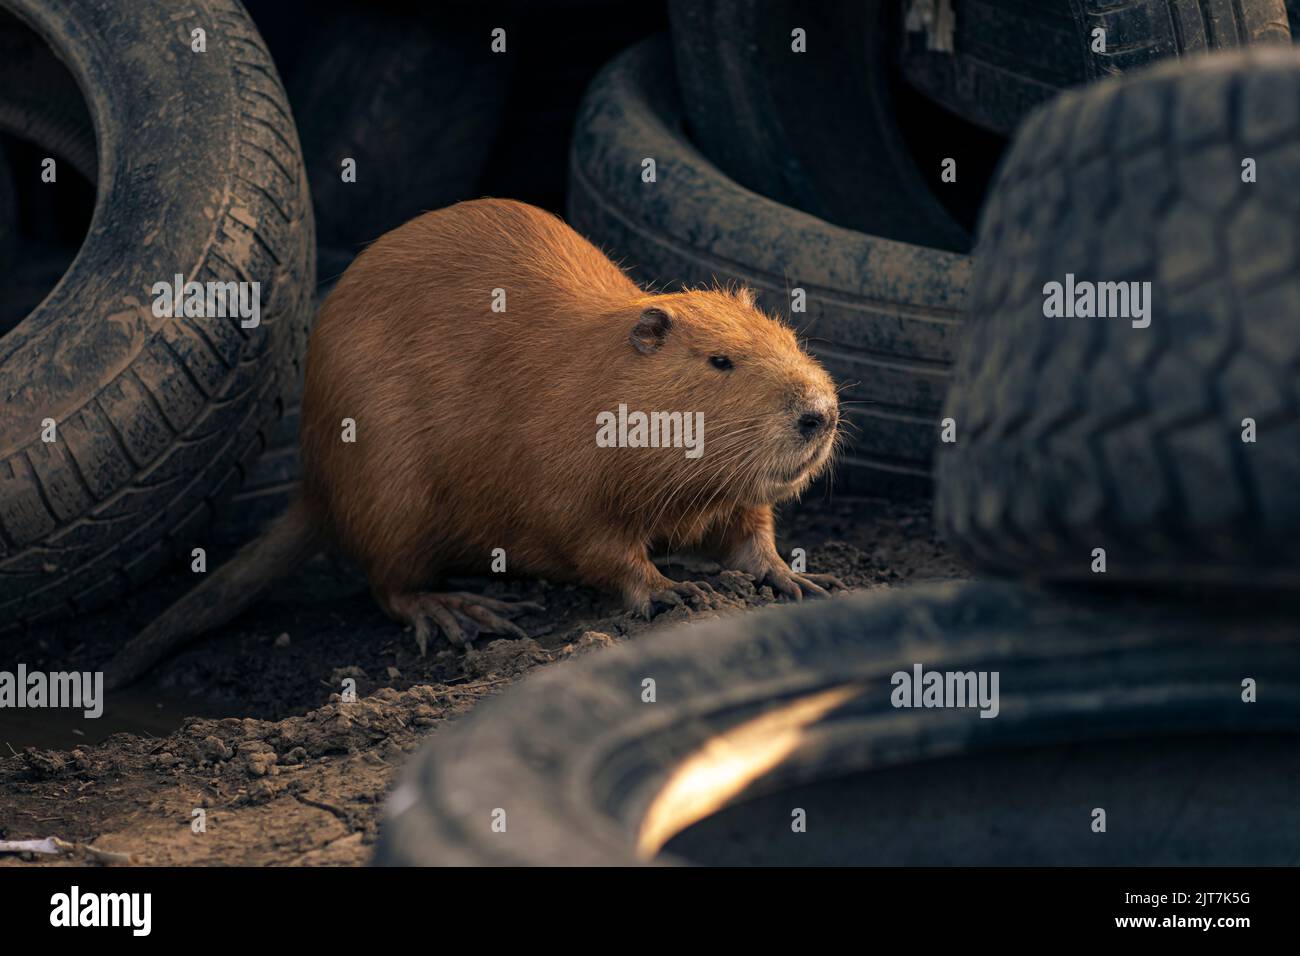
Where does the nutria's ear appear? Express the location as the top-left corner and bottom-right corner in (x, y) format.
(630, 307), (672, 354)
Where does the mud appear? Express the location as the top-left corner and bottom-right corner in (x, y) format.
(0, 494), (966, 866)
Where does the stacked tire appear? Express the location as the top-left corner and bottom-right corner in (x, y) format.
(900, 0), (1291, 136)
(0, 0), (315, 630)
(936, 46), (1300, 589)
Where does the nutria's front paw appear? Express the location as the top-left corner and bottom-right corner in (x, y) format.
(387, 591), (545, 654)
(757, 565), (846, 602)
(627, 578), (719, 619)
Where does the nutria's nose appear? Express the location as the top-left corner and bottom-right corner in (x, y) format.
(797, 405), (836, 440)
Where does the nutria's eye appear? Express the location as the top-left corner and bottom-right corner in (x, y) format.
(709, 355), (734, 371)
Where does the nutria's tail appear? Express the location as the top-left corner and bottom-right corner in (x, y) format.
(104, 499), (321, 690)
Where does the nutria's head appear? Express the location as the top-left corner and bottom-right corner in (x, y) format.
(614, 286), (839, 507)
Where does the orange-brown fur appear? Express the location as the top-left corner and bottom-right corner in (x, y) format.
(302, 198), (840, 614)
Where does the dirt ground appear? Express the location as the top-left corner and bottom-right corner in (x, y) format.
(0, 493), (966, 866)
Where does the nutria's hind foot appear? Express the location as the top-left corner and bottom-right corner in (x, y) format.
(386, 591), (545, 655)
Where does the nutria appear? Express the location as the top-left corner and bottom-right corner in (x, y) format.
(105, 199), (842, 687)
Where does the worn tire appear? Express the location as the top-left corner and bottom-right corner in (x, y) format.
(377, 581), (1300, 865)
(0, 0), (315, 630)
(668, 0), (970, 252)
(902, 0), (1291, 136)
(936, 48), (1300, 588)
(211, 372), (304, 546)
(568, 37), (970, 497)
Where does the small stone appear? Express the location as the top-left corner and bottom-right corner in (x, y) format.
(562, 630), (617, 657)
(22, 749), (66, 778)
(274, 632), (291, 648)
(199, 735), (230, 763)
(246, 779), (278, 804)
(244, 752), (277, 777)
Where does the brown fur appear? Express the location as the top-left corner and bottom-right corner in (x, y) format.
(301, 198), (839, 610)
(106, 199), (839, 687)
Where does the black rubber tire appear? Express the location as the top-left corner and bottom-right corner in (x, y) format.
(289, 5), (512, 281)
(568, 37), (971, 497)
(0, 0), (316, 630)
(668, 0), (970, 252)
(936, 48), (1300, 589)
(211, 371), (304, 546)
(901, 0), (1291, 136)
(376, 581), (1300, 865)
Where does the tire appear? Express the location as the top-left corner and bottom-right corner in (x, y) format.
(668, 0), (970, 252)
(568, 37), (971, 497)
(377, 581), (1300, 865)
(901, 0), (1291, 136)
(935, 48), (1300, 588)
(289, 6), (512, 281)
(211, 371), (304, 546)
(0, 0), (315, 630)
